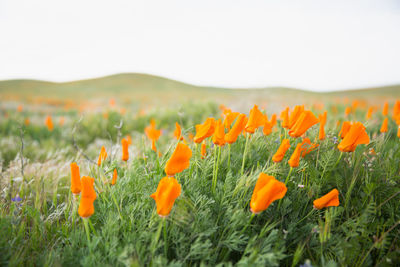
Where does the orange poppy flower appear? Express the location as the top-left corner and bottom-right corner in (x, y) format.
(263, 120), (273, 136)
(17, 105), (23, 112)
(366, 107), (374, 120)
(318, 111), (327, 140)
(272, 139), (291, 163)
(97, 146), (107, 166)
(270, 114), (277, 128)
(125, 135), (132, 145)
(250, 173), (287, 214)
(397, 125), (400, 138)
(145, 119), (161, 141)
(78, 176), (97, 218)
(194, 118), (216, 143)
(393, 101), (400, 121)
(212, 119), (225, 146)
(224, 113), (247, 144)
(345, 107), (352, 116)
(24, 118), (30, 126)
(288, 143), (303, 168)
(380, 117), (388, 133)
(339, 121), (352, 139)
(338, 122), (370, 152)
(382, 101), (389, 116)
(245, 105), (266, 133)
(174, 122), (183, 140)
(70, 162), (81, 195)
(289, 110), (319, 138)
(121, 138), (129, 161)
(301, 138), (319, 157)
(289, 105), (304, 129)
(313, 189), (339, 210)
(151, 140), (157, 152)
(111, 169), (117, 185)
(45, 115), (54, 131)
(201, 142), (207, 159)
(165, 142), (192, 176)
(150, 176), (181, 217)
(280, 107), (290, 129)
(223, 110), (239, 131)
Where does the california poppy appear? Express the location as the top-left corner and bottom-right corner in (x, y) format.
(165, 142), (192, 176)
(301, 138), (319, 157)
(111, 169), (117, 185)
(201, 142), (207, 159)
(397, 125), (400, 138)
(224, 113), (247, 144)
(366, 107), (374, 120)
(339, 121), (352, 139)
(223, 110), (239, 131)
(145, 119), (161, 142)
(289, 110), (319, 138)
(393, 101), (400, 121)
(78, 176), (97, 218)
(345, 107), (352, 116)
(17, 105), (23, 112)
(245, 105), (266, 133)
(288, 143), (303, 168)
(338, 122), (370, 152)
(45, 115), (54, 131)
(24, 118), (30, 126)
(150, 176), (181, 217)
(380, 117), (388, 133)
(194, 118), (216, 143)
(125, 135), (132, 145)
(212, 119), (225, 146)
(383, 102), (389, 116)
(70, 162), (81, 195)
(272, 139), (291, 163)
(151, 140), (157, 152)
(97, 146), (107, 166)
(313, 189), (339, 209)
(280, 107), (290, 129)
(174, 122), (183, 140)
(250, 173), (287, 214)
(270, 114), (277, 128)
(121, 138), (129, 161)
(263, 120), (273, 136)
(318, 111), (327, 140)
(289, 105), (304, 129)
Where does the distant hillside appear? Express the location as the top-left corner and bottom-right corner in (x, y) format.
(0, 73), (398, 107)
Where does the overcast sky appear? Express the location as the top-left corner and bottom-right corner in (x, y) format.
(0, 0), (399, 91)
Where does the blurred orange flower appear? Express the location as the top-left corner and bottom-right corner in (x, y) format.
(150, 176), (181, 217)
(111, 169), (118, 185)
(174, 122), (183, 140)
(78, 176), (97, 218)
(97, 146), (107, 166)
(380, 117), (388, 133)
(121, 138), (129, 161)
(272, 139), (291, 163)
(212, 119), (225, 146)
(70, 162), (81, 195)
(45, 115), (54, 131)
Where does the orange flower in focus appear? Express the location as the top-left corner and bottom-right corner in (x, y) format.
(250, 173), (287, 214)
(339, 121), (352, 139)
(289, 111), (319, 138)
(201, 142), (207, 159)
(70, 162), (81, 195)
(174, 122), (183, 140)
(165, 142), (192, 176)
(245, 105), (266, 133)
(313, 189), (339, 210)
(97, 146), (107, 166)
(212, 119), (225, 146)
(223, 111), (239, 130)
(270, 114), (277, 128)
(288, 105), (304, 129)
(338, 122), (370, 152)
(288, 143), (303, 168)
(78, 176), (97, 218)
(150, 176), (181, 217)
(280, 107), (289, 129)
(301, 138), (319, 157)
(272, 139), (291, 163)
(366, 107), (374, 120)
(145, 119), (161, 142)
(194, 118), (216, 143)
(121, 138), (129, 161)
(263, 121), (273, 136)
(111, 169), (117, 185)
(345, 107), (352, 116)
(382, 101), (389, 116)
(380, 117), (388, 133)
(224, 114), (247, 144)
(318, 111), (327, 140)
(45, 115), (54, 131)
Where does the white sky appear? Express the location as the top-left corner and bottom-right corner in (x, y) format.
(0, 0), (399, 91)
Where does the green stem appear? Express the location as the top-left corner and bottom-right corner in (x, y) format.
(241, 213), (256, 234)
(296, 209), (316, 225)
(227, 144), (231, 169)
(334, 151), (343, 168)
(82, 218), (91, 251)
(163, 218), (168, 258)
(212, 146), (222, 193)
(241, 134), (250, 176)
(284, 167), (293, 185)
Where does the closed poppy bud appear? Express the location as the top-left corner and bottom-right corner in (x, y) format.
(272, 139), (291, 163)
(338, 122), (370, 152)
(45, 115), (54, 131)
(201, 142), (207, 159)
(145, 119), (161, 141)
(289, 110), (319, 138)
(339, 121), (352, 139)
(121, 138), (129, 161)
(250, 173), (287, 214)
(245, 105), (266, 133)
(97, 146), (107, 166)
(111, 169), (117, 185)
(165, 142), (192, 176)
(150, 176), (181, 217)
(270, 114), (277, 128)
(288, 143), (303, 168)
(174, 122), (183, 140)
(383, 102), (389, 116)
(345, 107), (352, 116)
(289, 105), (304, 129)
(223, 111), (239, 131)
(70, 162), (81, 195)
(366, 107), (373, 120)
(280, 107), (290, 129)
(224, 114), (247, 144)
(263, 121), (272, 136)
(78, 176), (97, 218)
(313, 189), (339, 210)
(380, 117), (388, 133)
(194, 118), (216, 143)
(212, 119), (225, 146)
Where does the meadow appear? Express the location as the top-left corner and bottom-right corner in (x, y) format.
(0, 77), (400, 267)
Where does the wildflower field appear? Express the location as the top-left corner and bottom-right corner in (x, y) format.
(1, 85), (400, 266)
